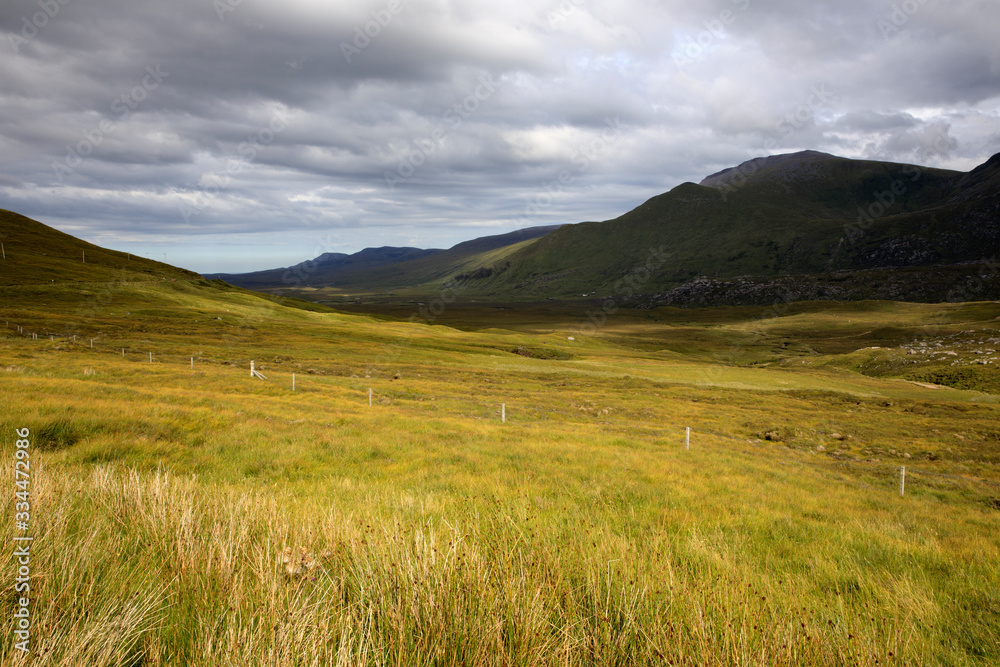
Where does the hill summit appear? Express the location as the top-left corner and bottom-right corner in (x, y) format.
(211, 150), (999, 305)
(0, 209), (198, 286)
(458, 150), (1000, 304)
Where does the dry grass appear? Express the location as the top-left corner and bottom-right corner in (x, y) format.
(1, 281), (999, 665)
(6, 459), (996, 666)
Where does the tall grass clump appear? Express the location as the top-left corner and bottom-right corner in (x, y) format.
(4, 459), (996, 666)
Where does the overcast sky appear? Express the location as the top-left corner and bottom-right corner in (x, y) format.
(2, 0), (998, 273)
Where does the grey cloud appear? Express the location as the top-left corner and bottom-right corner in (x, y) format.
(835, 110), (919, 133)
(0, 0), (997, 272)
(862, 120), (960, 163)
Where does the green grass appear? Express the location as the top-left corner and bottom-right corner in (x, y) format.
(1, 280), (999, 665)
(0, 209), (198, 286)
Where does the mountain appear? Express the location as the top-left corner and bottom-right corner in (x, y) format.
(0, 209), (199, 286)
(207, 225), (564, 292)
(458, 150), (1000, 303)
(203, 151), (999, 306)
(205, 246), (442, 290)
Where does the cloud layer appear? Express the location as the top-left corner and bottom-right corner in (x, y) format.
(2, 0), (998, 272)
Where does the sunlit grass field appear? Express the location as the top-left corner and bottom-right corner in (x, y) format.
(2, 279), (999, 665)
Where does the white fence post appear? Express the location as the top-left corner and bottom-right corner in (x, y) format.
(502, 403), (506, 423)
(685, 427), (690, 450)
(292, 373), (296, 391)
(369, 388), (373, 406)
(900, 466), (906, 497)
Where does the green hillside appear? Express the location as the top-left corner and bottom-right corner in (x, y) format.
(0, 214), (998, 663)
(211, 225), (562, 293)
(0, 209), (198, 286)
(466, 151), (994, 299)
(227, 151), (998, 306)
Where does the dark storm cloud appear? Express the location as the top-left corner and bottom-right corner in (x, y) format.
(1, 0), (997, 272)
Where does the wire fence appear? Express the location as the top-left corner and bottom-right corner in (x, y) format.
(4, 320), (1000, 504)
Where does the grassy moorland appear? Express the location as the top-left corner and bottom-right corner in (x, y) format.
(1, 278), (999, 665)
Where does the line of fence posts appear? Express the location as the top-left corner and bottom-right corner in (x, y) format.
(4, 328), (995, 502)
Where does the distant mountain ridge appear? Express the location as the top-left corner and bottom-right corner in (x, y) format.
(172, 150), (1000, 306)
(205, 225), (563, 291)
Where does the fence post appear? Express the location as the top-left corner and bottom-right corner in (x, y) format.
(686, 427), (690, 450)
(149, 352), (153, 363)
(900, 466), (906, 497)
(190, 357), (194, 369)
(502, 403), (506, 423)
(292, 373), (296, 391)
(369, 388), (373, 406)
(122, 349), (125, 358)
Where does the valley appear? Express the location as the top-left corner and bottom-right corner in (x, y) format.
(1, 273), (998, 665)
